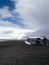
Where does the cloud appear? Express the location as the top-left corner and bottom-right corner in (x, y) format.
(0, 5), (24, 28)
(0, 19), (19, 27)
(0, 26), (34, 39)
(0, 5), (22, 28)
(0, 0), (37, 39)
(13, 0), (49, 30)
(0, 6), (13, 19)
(0, 16), (34, 40)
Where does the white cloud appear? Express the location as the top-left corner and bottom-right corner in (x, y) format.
(0, 26), (35, 39)
(0, 6), (13, 18)
(0, 0), (38, 39)
(0, 20), (19, 27)
(13, 0), (49, 30)
(0, 6), (22, 28)
(0, 14), (35, 39)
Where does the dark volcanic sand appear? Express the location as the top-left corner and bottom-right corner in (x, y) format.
(0, 40), (49, 65)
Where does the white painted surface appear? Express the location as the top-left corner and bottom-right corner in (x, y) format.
(25, 41), (31, 45)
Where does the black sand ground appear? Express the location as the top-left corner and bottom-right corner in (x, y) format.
(0, 40), (49, 65)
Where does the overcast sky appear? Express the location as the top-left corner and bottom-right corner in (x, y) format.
(16, 0), (49, 30)
(0, 0), (49, 39)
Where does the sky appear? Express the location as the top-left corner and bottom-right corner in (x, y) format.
(0, 0), (49, 39)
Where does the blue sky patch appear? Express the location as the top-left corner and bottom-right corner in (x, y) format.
(0, 0), (15, 11)
(0, 0), (25, 28)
